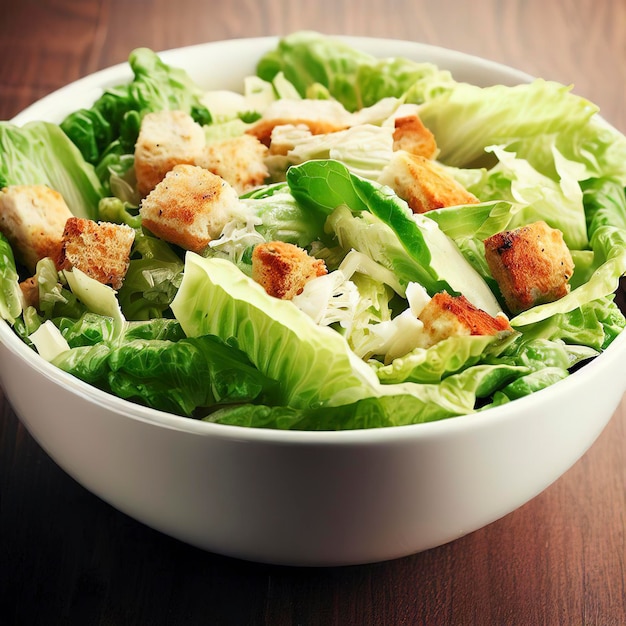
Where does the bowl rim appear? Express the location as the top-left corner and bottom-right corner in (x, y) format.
(1, 34), (624, 444)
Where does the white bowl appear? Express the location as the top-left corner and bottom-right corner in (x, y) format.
(1, 36), (625, 567)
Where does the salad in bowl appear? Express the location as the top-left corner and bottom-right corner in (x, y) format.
(1, 31), (625, 431)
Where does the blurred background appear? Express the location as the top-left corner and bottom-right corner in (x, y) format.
(1, 0), (624, 132)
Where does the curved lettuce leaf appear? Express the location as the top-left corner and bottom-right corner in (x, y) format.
(512, 179), (626, 327)
(256, 31), (454, 112)
(203, 394), (457, 430)
(53, 333), (278, 416)
(464, 145), (589, 250)
(60, 47), (211, 188)
(417, 80), (603, 169)
(374, 333), (515, 384)
(256, 31), (378, 112)
(287, 159), (501, 315)
(170, 254), (380, 408)
(512, 296), (624, 351)
(0, 121), (103, 219)
(204, 362), (529, 431)
(0, 232), (23, 324)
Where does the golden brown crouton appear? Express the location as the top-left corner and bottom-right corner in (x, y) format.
(266, 124), (313, 157)
(134, 110), (206, 198)
(378, 152), (479, 214)
(19, 276), (39, 309)
(0, 185), (73, 272)
(139, 164), (240, 253)
(195, 134), (269, 195)
(483, 221), (574, 314)
(246, 99), (352, 147)
(392, 113), (438, 159)
(247, 117), (348, 148)
(419, 291), (512, 346)
(251, 241), (327, 300)
(56, 217), (135, 290)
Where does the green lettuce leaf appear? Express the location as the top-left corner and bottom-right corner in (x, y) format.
(416, 78), (626, 177)
(204, 362), (528, 431)
(287, 159), (501, 315)
(512, 179), (626, 327)
(462, 145), (589, 250)
(170, 253), (380, 408)
(512, 296), (624, 351)
(60, 47), (211, 189)
(0, 232), (23, 324)
(52, 321), (278, 416)
(203, 393), (462, 430)
(0, 121), (103, 219)
(256, 31), (454, 112)
(374, 333), (516, 384)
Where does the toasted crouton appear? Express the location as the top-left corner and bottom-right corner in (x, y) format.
(252, 241), (327, 300)
(134, 110), (206, 197)
(378, 152), (479, 214)
(139, 164), (240, 252)
(419, 291), (512, 346)
(0, 185), (73, 272)
(19, 276), (39, 309)
(195, 134), (269, 195)
(483, 221), (574, 314)
(246, 99), (352, 147)
(392, 112), (438, 159)
(56, 217), (135, 290)
(247, 117), (349, 147)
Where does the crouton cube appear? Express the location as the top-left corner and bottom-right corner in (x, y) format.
(246, 98), (352, 146)
(392, 112), (438, 159)
(57, 217), (135, 290)
(195, 134), (269, 195)
(19, 275), (39, 309)
(252, 241), (327, 300)
(483, 221), (574, 314)
(378, 152), (479, 214)
(247, 117), (349, 147)
(0, 185), (73, 272)
(139, 164), (240, 253)
(419, 291), (512, 346)
(134, 110), (206, 197)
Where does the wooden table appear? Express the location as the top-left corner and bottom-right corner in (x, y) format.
(1, 1), (625, 623)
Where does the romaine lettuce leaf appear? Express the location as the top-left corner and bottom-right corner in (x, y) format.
(287, 159), (501, 315)
(374, 333), (516, 384)
(170, 253), (380, 408)
(203, 361), (530, 431)
(52, 332), (278, 416)
(203, 393), (463, 430)
(0, 121), (103, 219)
(416, 78), (626, 178)
(512, 178), (626, 327)
(256, 31), (454, 112)
(0, 232), (23, 324)
(464, 145), (589, 250)
(512, 296), (624, 351)
(60, 47), (211, 189)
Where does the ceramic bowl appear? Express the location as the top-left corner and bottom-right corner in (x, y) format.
(1, 36), (625, 566)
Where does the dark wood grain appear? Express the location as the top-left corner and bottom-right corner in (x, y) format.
(1, 1), (625, 624)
